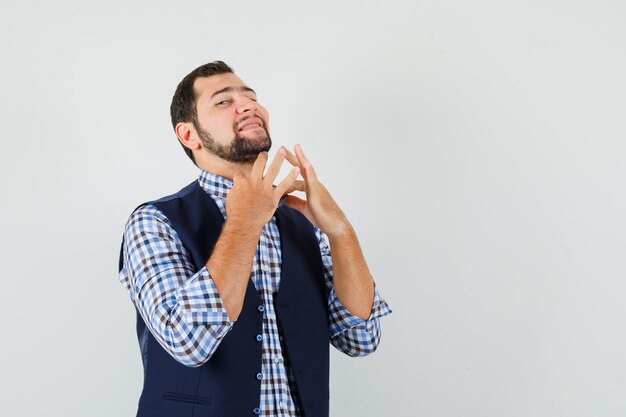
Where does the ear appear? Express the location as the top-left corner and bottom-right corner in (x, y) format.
(175, 122), (202, 153)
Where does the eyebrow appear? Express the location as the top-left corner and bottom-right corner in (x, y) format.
(210, 86), (256, 100)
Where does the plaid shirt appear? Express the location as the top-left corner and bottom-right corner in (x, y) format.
(118, 170), (392, 417)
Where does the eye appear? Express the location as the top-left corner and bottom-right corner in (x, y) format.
(216, 99), (230, 106)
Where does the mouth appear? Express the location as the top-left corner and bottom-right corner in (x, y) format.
(237, 117), (264, 132)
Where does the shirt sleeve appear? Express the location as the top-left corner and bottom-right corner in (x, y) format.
(314, 228), (392, 357)
(118, 204), (234, 367)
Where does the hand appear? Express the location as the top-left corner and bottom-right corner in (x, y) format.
(226, 149), (301, 231)
(282, 144), (350, 238)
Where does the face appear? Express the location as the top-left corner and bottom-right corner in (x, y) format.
(192, 72), (271, 163)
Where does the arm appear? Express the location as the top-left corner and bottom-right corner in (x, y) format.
(285, 145), (374, 319)
(209, 149), (301, 320)
(120, 204), (236, 367)
(206, 217), (262, 321)
(280, 145), (391, 356)
(327, 223), (374, 319)
(315, 228), (392, 357)
(119, 152), (301, 366)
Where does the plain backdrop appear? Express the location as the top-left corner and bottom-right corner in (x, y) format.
(1, 0), (625, 416)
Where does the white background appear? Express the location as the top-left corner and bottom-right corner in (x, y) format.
(1, 0), (625, 416)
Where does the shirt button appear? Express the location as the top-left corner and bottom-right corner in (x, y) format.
(257, 305), (265, 312)
(256, 372), (263, 380)
(279, 401), (285, 409)
(274, 356), (283, 364)
(253, 407), (261, 415)
(256, 334), (263, 342)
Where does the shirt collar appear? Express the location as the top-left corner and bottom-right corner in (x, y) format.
(198, 169), (232, 201)
(197, 169), (288, 207)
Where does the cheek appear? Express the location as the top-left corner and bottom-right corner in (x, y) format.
(260, 108), (270, 128)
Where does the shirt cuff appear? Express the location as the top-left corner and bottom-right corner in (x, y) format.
(328, 284), (392, 338)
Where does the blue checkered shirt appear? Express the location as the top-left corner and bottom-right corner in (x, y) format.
(118, 170), (392, 417)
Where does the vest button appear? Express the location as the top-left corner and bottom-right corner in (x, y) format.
(257, 305), (265, 312)
(256, 372), (263, 380)
(253, 407), (261, 415)
(256, 334), (263, 342)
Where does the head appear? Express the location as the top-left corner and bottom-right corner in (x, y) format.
(170, 61), (271, 166)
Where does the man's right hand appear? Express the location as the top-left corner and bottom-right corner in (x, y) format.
(208, 148), (300, 321)
(225, 148), (301, 231)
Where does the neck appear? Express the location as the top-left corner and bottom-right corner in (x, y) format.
(195, 151), (255, 181)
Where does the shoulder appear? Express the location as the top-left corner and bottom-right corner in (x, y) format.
(123, 204), (173, 243)
(124, 180), (200, 230)
(150, 180), (200, 205)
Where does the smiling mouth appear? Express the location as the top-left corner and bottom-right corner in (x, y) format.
(239, 123), (263, 131)
(237, 116), (265, 132)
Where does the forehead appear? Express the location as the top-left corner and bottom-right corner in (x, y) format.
(193, 72), (250, 100)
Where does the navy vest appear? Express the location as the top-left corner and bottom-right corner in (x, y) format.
(118, 180), (330, 417)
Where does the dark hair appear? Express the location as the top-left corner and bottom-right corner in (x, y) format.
(170, 61), (234, 165)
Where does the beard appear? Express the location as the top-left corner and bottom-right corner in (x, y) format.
(193, 118), (272, 164)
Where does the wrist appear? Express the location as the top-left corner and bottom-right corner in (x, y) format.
(326, 221), (353, 241)
(225, 217), (264, 237)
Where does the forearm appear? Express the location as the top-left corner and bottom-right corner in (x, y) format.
(327, 224), (375, 320)
(206, 218), (263, 321)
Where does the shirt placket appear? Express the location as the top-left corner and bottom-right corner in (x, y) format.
(259, 222), (298, 417)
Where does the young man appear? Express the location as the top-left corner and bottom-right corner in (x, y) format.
(118, 61), (391, 417)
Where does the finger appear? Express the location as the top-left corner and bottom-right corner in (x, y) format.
(294, 144), (318, 183)
(264, 148), (286, 184)
(283, 180), (306, 195)
(250, 151), (269, 180)
(274, 166), (301, 199)
(281, 147), (302, 169)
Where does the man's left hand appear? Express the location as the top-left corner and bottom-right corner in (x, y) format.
(282, 144), (351, 238)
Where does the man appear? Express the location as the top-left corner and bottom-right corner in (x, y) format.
(118, 61), (391, 417)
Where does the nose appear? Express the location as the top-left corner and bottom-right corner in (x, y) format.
(236, 97), (258, 114)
